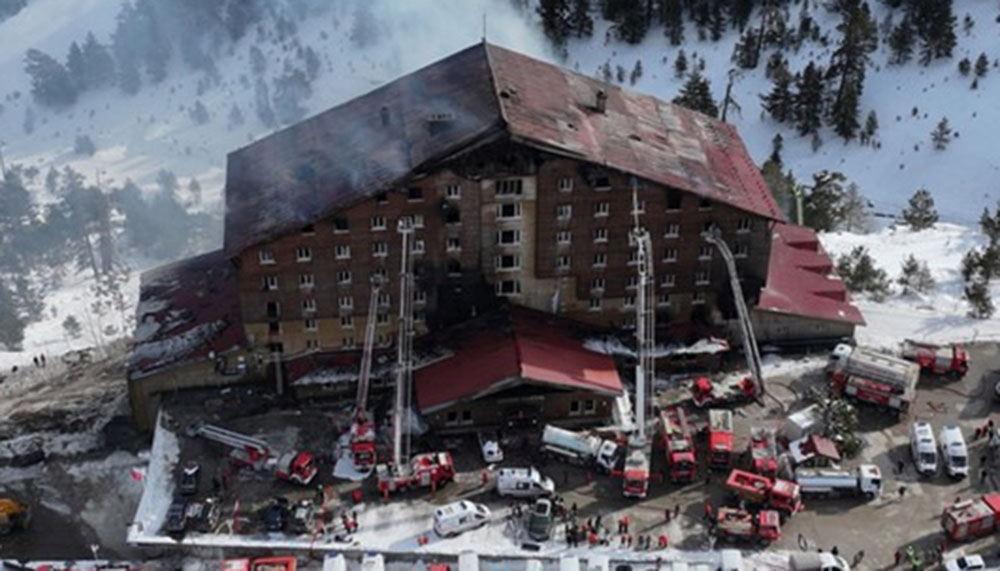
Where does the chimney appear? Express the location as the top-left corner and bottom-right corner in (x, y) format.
(380, 105), (390, 127)
(595, 89), (608, 113)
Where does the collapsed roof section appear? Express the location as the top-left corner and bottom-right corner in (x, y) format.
(223, 42), (783, 257)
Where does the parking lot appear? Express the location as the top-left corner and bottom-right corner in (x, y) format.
(136, 343), (1000, 568)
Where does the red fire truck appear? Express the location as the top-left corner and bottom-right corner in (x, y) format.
(725, 469), (803, 517)
(658, 407), (696, 483)
(376, 452), (456, 498)
(748, 428), (778, 477)
(715, 507), (781, 545)
(828, 344), (919, 417)
(941, 493), (1000, 542)
(902, 340), (970, 379)
(707, 409), (734, 470)
(692, 375), (756, 408)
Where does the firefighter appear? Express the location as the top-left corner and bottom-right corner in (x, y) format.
(658, 534), (669, 549)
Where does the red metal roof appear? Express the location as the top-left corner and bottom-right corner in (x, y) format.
(802, 435), (841, 461)
(415, 308), (623, 412)
(223, 43), (783, 257)
(129, 250), (245, 378)
(756, 223), (865, 326)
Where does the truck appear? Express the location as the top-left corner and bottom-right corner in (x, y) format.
(621, 444), (651, 499)
(788, 553), (852, 571)
(189, 423), (318, 485)
(725, 469), (803, 517)
(941, 493), (1000, 542)
(707, 409), (734, 470)
(748, 427), (778, 477)
(714, 507), (781, 545)
(658, 407), (696, 483)
(827, 344), (919, 417)
(901, 340), (969, 379)
(795, 465), (882, 500)
(376, 452), (456, 498)
(691, 375), (756, 408)
(540, 424), (619, 473)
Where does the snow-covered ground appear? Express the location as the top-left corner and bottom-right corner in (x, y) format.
(820, 222), (1000, 349)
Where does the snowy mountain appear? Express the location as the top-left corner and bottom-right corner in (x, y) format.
(1, 0), (999, 365)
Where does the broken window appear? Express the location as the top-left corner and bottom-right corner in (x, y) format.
(266, 302), (280, 319)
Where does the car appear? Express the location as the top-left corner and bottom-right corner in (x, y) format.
(479, 432), (504, 464)
(527, 498), (553, 542)
(496, 467), (555, 498)
(179, 461), (201, 496)
(943, 555), (986, 571)
(263, 497), (289, 532)
(165, 497), (188, 534)
(186, 497), (221, 533)
(939, 425), (969, 479)
(432, 500), (491, 537)
(288, 499), (315, 534)
(910, 421), (938, 476)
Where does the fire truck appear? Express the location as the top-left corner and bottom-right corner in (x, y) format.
(707, 409), (734, 470)
(725, 469), (803, 518)
(941, 493), (1000, 542)
(691, 375), (756, 408)
(714, 507), (781, 545)
(621, 446), (651, 499)
(376, 452), (456, 498)
(748, 428), (778, 477)
(658, 407), (696, 483)
(902, 340), (969, 379)
(189, 423), (317, 485)
(827, 344), (919, 417)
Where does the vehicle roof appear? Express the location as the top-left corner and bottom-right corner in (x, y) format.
(499, 467), (538, 478)
(435, 500), (476, 517)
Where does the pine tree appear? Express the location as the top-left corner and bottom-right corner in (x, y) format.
(837, 246), (891, 300)
(568, 0), (593, 38)
(112, 1), (144, 95)
(831, 80), (860, 141)
(760, 160), (799, 222)
(931, 117), (952, 150)
(975, 53), (989, 77)
(136, 0), (169, 84)
(66, 41), (88, 93)
(673, 49), (688, 78)
(254, 77), (275, 127)
(187, 178), (202, 205)
(249, 45), (266, 76)
(708, 2), (726, 41)
(303, 47), (321, 81)
(272, 69), (311, 125)
(761, 64), (794, 123)
(24, 49), (78, 107)
(770, 133), (784, 166)
(828, 0), (875, 141)
(728, 0), (754, 32)
(672, 70), (718, 118)
(609, 0), (650, 44)
(901, 188), (939, 230)
(802, 171), (848, 232)
(965, 279), (995, 319)
(842, 182), (871, 232)
(0, 283), (26, 350)
(732, 29), (760, 69)
(860, 110), (879, 145)
(794, 61), (825, 136)
(914, 0), (957, 65)
(898, 254), (935, 295)
(887, 15), (914, 65)
(538, 0), (572, 47)
(228, 104), (245, 129)
(629, 59), (643, 85)
(81, 32), (115, 89)
(62, 315), (83, 340)
(958, 57), (971, 76)
(979, 202), (1000, 245)
(189, 100), (210, 125)
(660, 0), (684, 45)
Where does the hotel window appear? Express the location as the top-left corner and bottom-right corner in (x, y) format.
(262, 276), (278, 291)
(657, 293), (672, 307)
(556, 231), (572, 245)
(373, 242), (388, 257)
(337, 270), (352, 284)
(583, 400), (596, 413)
(413, 239), (426, 254)
(593, 253), (607, 267)
(375, 192), (388, 205)
(342, 337), (356, 349)
(737, 218), (752, 233)
(664, 223), (680, 238)
(627, 250), (639, 266)
(339, 296), (354, 310)
(666, 190), (682, 211)
(371, 216), (387, 231)
(495, 178), (523, 196)
(591, 278), (606, 291)
(699, 198), (713, 210)
(556, 256), (571, 270)
(695, 270), (710, 285)
(594, 202), (610, 217)
(570, 401), (582, 416)
(259, 250), (275, 265)
(333, 217), (349, 233)
(588, 297), (602, 311)
(664, 248), (678, 263)
(301, 224), (315, 235)
(661, 274), (676, 288)
(296, 246), (312, 262)
(445, 206), (461, 224)
(632, 200), (646, 215)
(376, 313), (390, 325)
(372, 267), (388, 282)
(496, 280), (521, 296)
(268, 321), (280, 334)
(376, 334), (392, 347)
(299, 273), (315, 289)
(593, 228), (608, 243)
(401, 214), (425, 229)
(306, 339), (319, 351)
(497, 202), (522, 220)
(335, 244), (351, 259)
(623, 295), (636, 308)
(693, 291), (706, 305)
(626, 276), (639, 290)
(378, 292), (390, 307)
(340, 315), (354, 329)
(266, 301), (280, 319)
(447, 259), (461, 276)
(698, 245), (713, 260)
(415, 312), (426, 323)
(734, 243), (749, 258)
(558, 177), (574, 192)
(407, 186), (423, 201)
(302, 298), (317, 313)
(415, 290), (427, 305)
(557, 204), (572, 220)
(495, 255), (521, 270)
(445, 184), (461, 199)
(304, 318), (318, 332)
(594, 176), (611, 190)
(446, 237), (461, 252)
(496, 229), (521, 246)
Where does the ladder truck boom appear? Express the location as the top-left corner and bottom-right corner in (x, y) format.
(192, 423), (269, 457)
(348, 278), (382, 472)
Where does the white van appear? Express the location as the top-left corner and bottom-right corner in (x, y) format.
(789, 552), (851, 571)
(496, 467), (555, 498)
(910, 421), (938, 476)
(432, 500), (491, 537)
(939, 424), (969, 479)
